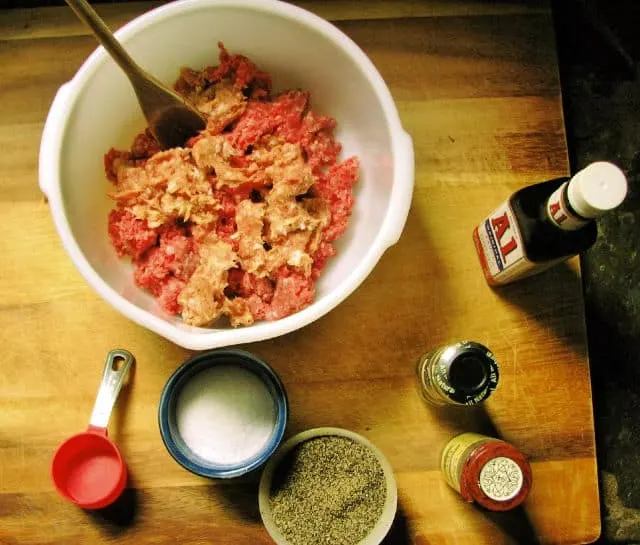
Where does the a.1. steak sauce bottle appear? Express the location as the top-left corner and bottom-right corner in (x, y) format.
(473, 161), (628, 286)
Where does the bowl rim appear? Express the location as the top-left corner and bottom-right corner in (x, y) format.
(258, 427), (398, 545)
(158, 348), (288, 479)
(39, 0), (415, 350)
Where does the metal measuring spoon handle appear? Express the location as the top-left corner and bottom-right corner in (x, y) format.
(88, 349), (135, 433)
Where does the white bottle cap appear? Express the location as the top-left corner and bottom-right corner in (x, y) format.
(567, 161), (628, 218)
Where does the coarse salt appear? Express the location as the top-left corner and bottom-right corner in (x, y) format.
(176, 365), (276, 465)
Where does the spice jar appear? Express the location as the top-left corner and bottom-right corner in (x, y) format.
(416, 341), (499, 406)
(440, 432), (532, 511)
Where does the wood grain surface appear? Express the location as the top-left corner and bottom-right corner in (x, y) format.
(0, 1), (600, 544)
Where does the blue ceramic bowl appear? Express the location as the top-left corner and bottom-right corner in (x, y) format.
(158, 349), (288, 479)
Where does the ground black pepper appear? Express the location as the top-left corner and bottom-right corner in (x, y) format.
(269, 436), (386, 545)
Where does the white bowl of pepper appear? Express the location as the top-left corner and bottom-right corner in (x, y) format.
(258, 427), (398, 545)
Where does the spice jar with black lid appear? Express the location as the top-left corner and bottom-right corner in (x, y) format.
(416, 341), (499, 407)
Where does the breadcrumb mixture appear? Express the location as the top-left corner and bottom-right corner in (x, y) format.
(106, 43), (359, 327)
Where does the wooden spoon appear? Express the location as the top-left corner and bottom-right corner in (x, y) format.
(65, 0), (207, 149)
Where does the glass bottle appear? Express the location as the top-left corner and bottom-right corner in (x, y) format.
(440, 432), (532, 511)
(473, 161), (627, 285)
(416, 341), (499, 406)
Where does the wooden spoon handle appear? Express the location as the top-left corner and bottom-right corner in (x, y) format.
(64, 0), (144, 80)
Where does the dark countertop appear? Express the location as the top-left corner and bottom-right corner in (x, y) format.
(554, 0), (640, 542)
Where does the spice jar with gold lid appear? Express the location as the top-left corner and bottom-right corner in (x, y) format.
(440, 432), (532, 511)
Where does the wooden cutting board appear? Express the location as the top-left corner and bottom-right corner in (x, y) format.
(0, 1), (599, 543)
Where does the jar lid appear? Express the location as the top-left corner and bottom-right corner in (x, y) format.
(567, 161), (628, 219)
(433, 341), (499, 405)
(459, 439), (533, 511)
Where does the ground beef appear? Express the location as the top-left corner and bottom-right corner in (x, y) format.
(106, 43), (359, 326)
(108, 209), (158, 259)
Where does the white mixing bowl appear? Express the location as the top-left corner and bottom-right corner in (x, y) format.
(39, 0), (414, 350)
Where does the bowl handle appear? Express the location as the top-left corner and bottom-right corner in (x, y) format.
(39, 82), (73, 199)
(382, 130), (415, 248)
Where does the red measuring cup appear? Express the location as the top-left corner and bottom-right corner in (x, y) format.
(51, 349), (134, 509)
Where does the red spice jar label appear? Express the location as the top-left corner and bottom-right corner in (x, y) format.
(440, 432), (532, 511)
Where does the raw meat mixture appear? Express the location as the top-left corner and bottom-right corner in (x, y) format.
(106, 43), (359, 327)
